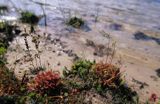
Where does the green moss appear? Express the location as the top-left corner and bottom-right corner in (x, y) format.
(67, 17), (84, 28)
(20, 11), (39, 24)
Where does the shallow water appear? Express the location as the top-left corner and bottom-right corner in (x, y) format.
(0, 0), (160, 32)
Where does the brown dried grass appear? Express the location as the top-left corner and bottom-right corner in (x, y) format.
(93, 62), (121, 88)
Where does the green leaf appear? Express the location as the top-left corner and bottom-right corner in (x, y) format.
(0, 47), (6, 55)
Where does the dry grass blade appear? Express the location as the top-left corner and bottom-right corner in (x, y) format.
(94, 62), (121, 88)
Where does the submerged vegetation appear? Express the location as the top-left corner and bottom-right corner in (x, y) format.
(0, 5), (8, 11)
(67, 17), (84, 28)
(20, 11), (39, 24)
(0, 5), (8, 14)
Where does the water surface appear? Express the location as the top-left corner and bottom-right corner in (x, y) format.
(0, 0), (160, 32)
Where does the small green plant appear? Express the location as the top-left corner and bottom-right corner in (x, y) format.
(71, 59), (94, 79)
(0, 22), (5, 31)
(67, 17), (84, 28)
(0, 43), (7, 56)
(63, 60), (96, 92)
(20, 11), (39, 24)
